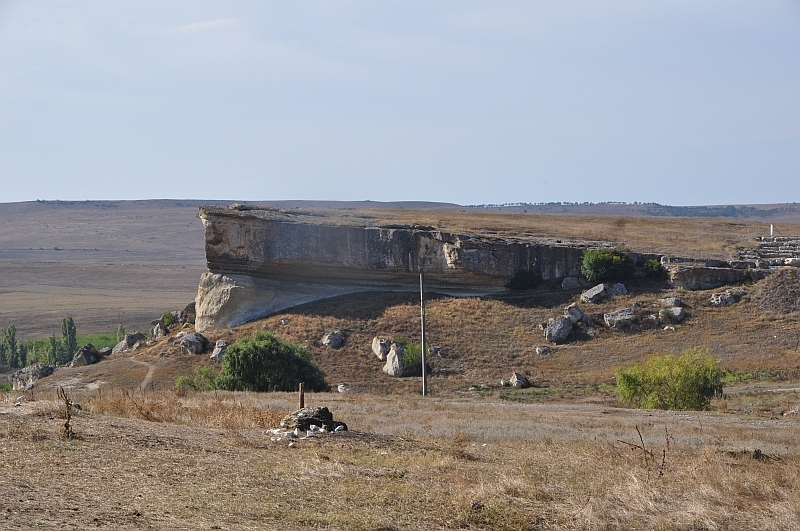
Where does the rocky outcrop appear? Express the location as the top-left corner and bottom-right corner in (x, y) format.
(112, 332), (147, 354)
(70, 344), (99, 367)
(195, 206), (609, 331)
(173, 332), (209, 354)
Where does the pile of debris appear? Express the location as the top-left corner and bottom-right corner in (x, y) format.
(268, 407), (348, 442)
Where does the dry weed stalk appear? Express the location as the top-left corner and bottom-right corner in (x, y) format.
(617, 425), (672, 481)
(56, 386), (74, 439)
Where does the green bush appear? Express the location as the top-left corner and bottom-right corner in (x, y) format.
(0, 383), (12, 393)
(643, 258), (666, 279)
(174, 366), (219, 393)
(615, 347), (723, 411)
(401, 342), (423, 367)
(506, 269), (540, 291)
(216, 331), (329, 392)
(580, 248), (628, 282)
(161, 311), (177, 327)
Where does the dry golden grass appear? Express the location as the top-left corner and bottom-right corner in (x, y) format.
(2, 389), (800, 530)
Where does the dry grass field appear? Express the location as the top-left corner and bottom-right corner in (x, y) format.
(1, 389), (799, 530)
(2, 200), (800, 529)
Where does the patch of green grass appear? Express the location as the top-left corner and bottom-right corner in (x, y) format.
(76, 332), (120, 350)
(0, 383), (12, 392)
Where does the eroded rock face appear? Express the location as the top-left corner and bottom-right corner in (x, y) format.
(195, 207), (603, 331)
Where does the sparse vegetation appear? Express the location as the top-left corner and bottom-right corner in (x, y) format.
(216, 331), (329, 392)
(174, 366), (220, 394)
(160, 311), (177, 327)
(616, 347), (724, 410)
(643, 257), (666, 279)
(580, 247), (628, 282)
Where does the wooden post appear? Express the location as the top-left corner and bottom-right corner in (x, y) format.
(299, 382), (305, 409)
(421, 271), (427, 396)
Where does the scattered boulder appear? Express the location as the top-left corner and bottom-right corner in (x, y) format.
(611, 283), (628, 296)
(371, 337), (392, 361)
(659, 297), (683, 307)
(182, 301), (196, 324)
(98, 347), (112, 357)
(536, 346), (551, 356)
(322, 331), (344, 349)
(210, 340), (227, 362)
(561, 276), (581, 290)
(563, 303), (591, 325)
(337, 384), (349, 393)
(545, 317), (573, 344)
(11, 363), (55, 391)
(785, 258), (800, 267)
(176, 332), (210, 354)
(500, 379), (511, 387)
(70, 344), (99, 367)
(153, 321), (169, 339)
(710, 291), (736, 307)
(382, 343), (430, 377)
(604, 308), (637, 328)
(659, 307), (685, 324)
(112, 332), (147, 354)
(510, 372), (530, 389)
(279, 406), (347, 432)
(581, 284), (607, 303)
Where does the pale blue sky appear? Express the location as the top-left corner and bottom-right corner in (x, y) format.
(1, 1), (798, 205)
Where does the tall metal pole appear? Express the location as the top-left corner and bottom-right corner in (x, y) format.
(420, 270), (427, 396)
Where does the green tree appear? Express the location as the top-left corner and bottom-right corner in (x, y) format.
(581, 248), (628, 282)
(18, 343), (28, 368)
(615, 347), (724, 411)
(0, 342), (6, 370)
(49, 333), (62, 365)
(216, 331), (329, 392)
(61, 316), (77, 360)
(4, 324), (18, 369)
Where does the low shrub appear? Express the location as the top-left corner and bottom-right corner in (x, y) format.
(643, 258), (667, 279)
(174, 366), (219, 393)
(216, 331), (328, 393)
(402, 342), (423, 367)
(581, 248), (628, 282)
(161, 311), (177, 327)
(615, 347), (723, 411)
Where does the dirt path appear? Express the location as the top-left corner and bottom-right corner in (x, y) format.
(130, 358), (156, 391)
